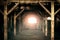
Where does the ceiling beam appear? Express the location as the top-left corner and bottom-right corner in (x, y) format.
(39, 2), (51, 15)
(7, 0), (55, 3)
(7, 3), (19, 15)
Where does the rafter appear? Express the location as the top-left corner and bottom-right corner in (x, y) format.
(7, 3), (19, 15)
(55, 8), (60, 15)
(39, 2), (51, 15)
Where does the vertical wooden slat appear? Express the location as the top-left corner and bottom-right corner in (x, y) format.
(14, 14), (16, 36)
(39, 2), (51, 15)
(51, 2), (54, 40)
(43, 19), (45, 33)
(45, 18), (48, 36)
(42, 18), (44, 33)
(4, 2), (8, 40)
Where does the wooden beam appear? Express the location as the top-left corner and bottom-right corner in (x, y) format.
(55, 8), (60, 15)
(14, 14), (16, 36)
(4, 2), (8, 40)
(8, 0), (55, 3)
(14, 9), (24, 36)
(51, 2), (54, 40)
(39, 2), (51, 15)
(8, 3), (19, 15)
(45, 17), (48, 36)
(16, 9), (24, 18)
(0, 10), (4, 15)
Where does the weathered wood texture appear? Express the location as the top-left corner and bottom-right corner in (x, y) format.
(51, 2), (54, 40)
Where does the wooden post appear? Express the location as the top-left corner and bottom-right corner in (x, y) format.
(4, 2), (8, 40)
(45, 18), (48, 36)
(42, 18), (44, 33)
(14, 14), (16, 36)
(51, 2), (54, 40)
(14, 9), (24, 36)
(43, 20), (44, 33)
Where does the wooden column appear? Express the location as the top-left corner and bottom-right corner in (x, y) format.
(43, 20), (44, 33)
(14, 14), (16, 36)
(51, 2), (54, 40)
(14, 9), (24, 36)
(4, 2), (8, 40)
(45, 18), (48, 36)
(42, 18), (44, 33)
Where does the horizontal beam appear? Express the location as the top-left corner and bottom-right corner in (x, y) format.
(16, 9), (24, 18)
(7, 3), (19, 15)
(8, 1), (55, 3)
(39, 2), (51, 15)
(55, 8), (60, 15)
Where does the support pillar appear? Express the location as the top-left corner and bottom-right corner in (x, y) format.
(4, 2), (8, 40)
(14, 14), (16, 36)
(51, 2), (54, 40)
(45, 18), (48, 36)
(42, 18), (44, 33)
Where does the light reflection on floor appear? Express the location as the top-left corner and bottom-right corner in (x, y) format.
(15, 29), (45, 40)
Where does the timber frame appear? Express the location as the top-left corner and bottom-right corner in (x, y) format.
(0, 1), (60, 40)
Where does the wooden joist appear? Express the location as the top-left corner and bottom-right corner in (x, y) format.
(4, 2), (8, 40)
(7, 0), (55, 3)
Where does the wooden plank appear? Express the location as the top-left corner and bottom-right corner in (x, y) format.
(8, 3), (19, 15)
(55, 8), (60, 15)
(4, 3), (8, 40)
(51, 2), (54, 40)
(39, 2), (51, 15)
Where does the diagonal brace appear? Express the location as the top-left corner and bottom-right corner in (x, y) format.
(54, 8), (60, 15)
(7, 3), (19, 15)
(16, 9), (24, 18)
(39, 2), (51, 15)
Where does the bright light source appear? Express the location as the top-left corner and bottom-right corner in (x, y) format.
(47, 17), (51, 20)
(28, 17), (37, 24)
(22, 12), (40, 29)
